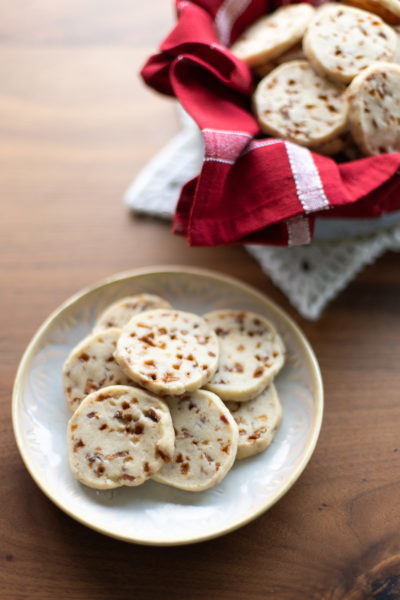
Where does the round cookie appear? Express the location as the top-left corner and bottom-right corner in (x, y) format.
(252, 43), (305, 79)
(230, 3), (315, 68)
(225, 383), (282, 460)
(203, 310), (285, 402)
(393, 26), (400, 63)
(62, 328), (132, 412)
(303, 4), (397, 84)
(67, 385), (175, 489)
(347, 62), (400, 156)
(93, 294), (171, 333)
(152, 390), (238, 492)
(115, 309), (219, 396)
(344, 0), (400, 25)
(253, 60), (348, 148)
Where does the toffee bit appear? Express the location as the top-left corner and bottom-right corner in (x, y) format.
(107, 450), (128, 460)
(253, 366), (264, 378)
(144, 408), (160, 422)
(180, 463), (190, 475)
(85, 379), (99, 395)
(73, 439), (85, 452)
(121, 474), (135, 481)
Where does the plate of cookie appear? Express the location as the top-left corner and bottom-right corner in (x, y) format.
(12, 266), (323, 545)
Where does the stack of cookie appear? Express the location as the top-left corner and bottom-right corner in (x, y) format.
(63, 294), (286, 492)
(231, 1), (400, 157)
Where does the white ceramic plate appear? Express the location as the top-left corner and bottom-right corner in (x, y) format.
(12, 267), (323, 545)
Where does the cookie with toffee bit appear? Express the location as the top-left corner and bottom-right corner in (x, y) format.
(347, 62), (400, 156)
(203, 310), (285, 402)
(67, 385), (175, 489)
(344, 0), (400, 25)
(62, 328), (132, 412)
(152, 390), (238, 492)
(303, 4), (397, 84)
(253, 61), (348, 148)
(230, 3), (314, 68)
(252, 42), (305, 79)
(225, 383), (282, 460)
(115, 309), (219, 396)
(93, 294), (171, 333)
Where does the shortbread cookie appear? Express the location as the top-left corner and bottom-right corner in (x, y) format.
(231, 3), (315, 67)
(93, 294), (171, 333)
(253, 43), (305, 78)
(344, 0), (400, 25)
(203, 310), (285, 402)
(63, 328), (132, 412)
(314, 135), (346, 156)
(115, 309), (219, 396)
(67, 385), (175, 489)
(152, 390), (238, 491)
(225, 383), (282, 460)
(253, 61), (348, 148)
(303, 4), (397, 84)
(394, 26), (400, 63)
(347, 62), (400, 156)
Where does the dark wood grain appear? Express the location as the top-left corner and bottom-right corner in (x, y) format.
(1, 2), (400, 599)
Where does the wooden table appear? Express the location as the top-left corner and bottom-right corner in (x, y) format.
(2, 2), (400, 598)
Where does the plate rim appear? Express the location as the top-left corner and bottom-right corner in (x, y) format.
(12, 265), (324, 545)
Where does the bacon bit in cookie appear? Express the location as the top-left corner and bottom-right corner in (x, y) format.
(144, 359), (156, 367)
(239, 428), (247, 435)
(85, 379), (99, 395)
(121, 474), (135, 481)
(158, 327), (167, 335)
(204, 453), (214, 464)
(220, 414), (229, 425)
(176, 453), (183, 463)
(105, 355), (114, 363)
(188, 402), (196, 410)
(180, 463), (190, 475)
(71, 424), (78, 431)
(253, 366), (264, 378)
(233, 362), (244, 372)
(99, 423), (108, 431)
(87, 412), (98, 419)
(144, 408), (160, 422)
(221, 442), (230, 454)
(73, 439), (85, 452)
(123, 456), (133, 462)
(144, 462), (150, 474)
(134, 423), (144, 434)
(181, 427), (192, 438)
(172, 363), (181, 370)
(121, 401), (130, 409)
(208, 351), (216, 357)
(79, 352), (90, 362)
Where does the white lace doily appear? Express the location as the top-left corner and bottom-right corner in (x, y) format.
(125, 108), (400, 320)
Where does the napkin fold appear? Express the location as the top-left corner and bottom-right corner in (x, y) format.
(141, 0), (400, 248)
(125, 110), (400, 320)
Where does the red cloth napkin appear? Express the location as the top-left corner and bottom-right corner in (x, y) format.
(141, 0), (400, 246)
